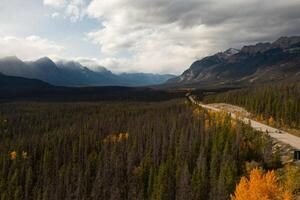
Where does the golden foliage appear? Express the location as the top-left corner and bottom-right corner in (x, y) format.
(10, 151), (17, 160)
(204, 110), (233, 130)
(103, 132), (129, 144)
(205, 119), (210, 130)
(124, 132), (129, 140)
(193, 108), (201, 117)
(207, 110), (216, 117)
(230, 119), (237, 131)
(281, 164), (300, 195)
(9, 151), (28, 160)
(210, 111), (228, 126)
(282, 192), (293, 200)
(256, 114), (264, 122)
(219, 111), (227, 125)
(133, 165), (142, 176)
(268, 116), (275, 126)
(22, 151), (28, 159)
(231, 168), (293, 200)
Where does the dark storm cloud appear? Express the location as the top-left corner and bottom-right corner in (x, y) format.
(85, 0), (300, 73)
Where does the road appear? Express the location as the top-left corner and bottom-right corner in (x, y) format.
(188, 95), (300, 150)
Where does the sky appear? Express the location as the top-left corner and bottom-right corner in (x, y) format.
(1, 0), (300, 74)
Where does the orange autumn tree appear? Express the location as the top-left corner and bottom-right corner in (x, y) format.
(102, 132), (129, 144)
(231, 168), (292, 200)
(268, 116), (275, 126)
(10, 151), (17, 160)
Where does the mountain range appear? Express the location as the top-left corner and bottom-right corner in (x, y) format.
(2, 35), (300, 90)
(167, 36), (300, 89)
(0, 56), (175, 87)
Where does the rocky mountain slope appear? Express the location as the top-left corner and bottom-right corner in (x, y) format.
(167, 36), (300, 89)
(0, 57), (175, 87)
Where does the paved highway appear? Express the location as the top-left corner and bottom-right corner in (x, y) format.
(188, 95), (300, 150)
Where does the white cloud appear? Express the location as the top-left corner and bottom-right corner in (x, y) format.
(51, 12), (60, 19)
(44, 0), (86, 22)
(87, 24), (223, 74)
(43, 0), (66, 7)
(85, 0), (300, 74)
(0, 35), (64, 60)
(65, 0), (86, 22)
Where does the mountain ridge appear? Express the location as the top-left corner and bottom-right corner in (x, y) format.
(0, 57), (175, 87)
(166, 35), (300, 89)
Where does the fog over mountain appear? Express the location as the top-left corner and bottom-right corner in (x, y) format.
(0, 56), (175, 87)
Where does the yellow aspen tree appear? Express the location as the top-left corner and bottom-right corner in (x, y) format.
(282, 164), (300, 194)
(193, 108), (201, 117)
(205, 119), (210, 130)
(257, 114), (264, 122)
(230, 120), (237, 131)
(118, 133), (123, 142)
(10, 151), (17, 160)
(112, 135), (118, 144)
(283, 192), (293, 200)
(124, 132), (129, 140)
(102, 138), (108, 144)
(268, 116), (275, 126)
(231, 168), (293, 200)
(22, 151), (28, 159)
(230, 177), (248, 200)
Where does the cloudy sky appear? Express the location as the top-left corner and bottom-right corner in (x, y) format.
(1, 0), (300, 74)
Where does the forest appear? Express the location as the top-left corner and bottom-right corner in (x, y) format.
(0, 98), (293, 200)
(203, 83), (300, 129)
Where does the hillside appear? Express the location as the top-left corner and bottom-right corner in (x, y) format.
(167, 36), (300, 89)
(0, 72), (180, 102)
(203, 83), (300, 129)
(0, 73), (51, 89)
(0, 57), (175, 87)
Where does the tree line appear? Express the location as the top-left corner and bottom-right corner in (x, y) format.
(204, 83), (300, 129)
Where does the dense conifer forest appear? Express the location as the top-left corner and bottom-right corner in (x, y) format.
(0, 99), (280, 200)
(203, 83), (300, 129)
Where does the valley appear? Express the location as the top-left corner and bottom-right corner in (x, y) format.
(2, 0), (300, 199)
(1, 81), (300, 200)
(0, 98), (292, 200)
(0, 36), (300, 200)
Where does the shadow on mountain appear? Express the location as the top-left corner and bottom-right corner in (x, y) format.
(0, 73), (183, 102)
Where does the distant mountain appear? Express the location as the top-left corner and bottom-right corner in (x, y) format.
(0, 56), (31, 77)
(119, 73), (175, 86)
(167, 36), (300, 89)
(0, 57), (175, 86)
(55, 60), (128, 86)
(0, 56), (70, 85)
